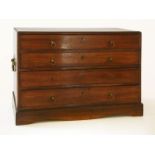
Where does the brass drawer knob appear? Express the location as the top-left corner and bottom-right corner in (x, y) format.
(81, 37), (86, 42)
(107, 93), (113, 97)
(50, 58), (55, 64)
(81, 91), (84, 95)
(107, 57), (113, 62)
(80, 55), (84, 60)
(108, 40), (115, 47)
(51, 40), (56, 47)
(50, 96), (55, 101)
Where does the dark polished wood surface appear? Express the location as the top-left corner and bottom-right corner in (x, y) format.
(20, 68), (139, 89)
(13, 28), (143, 125)
(20, 34), (140, 50)
(16, 103), (143, 125)
(19, 86), (140, 110)
(20, 51), (140, 69)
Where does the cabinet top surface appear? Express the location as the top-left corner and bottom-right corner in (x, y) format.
(14, 27), (140, 33)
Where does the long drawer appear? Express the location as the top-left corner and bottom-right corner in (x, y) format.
(19, 34), (140, 50)
(20, 68), (139, 89)
(20, 51), (139, 69)
(19, 85), (140, 110)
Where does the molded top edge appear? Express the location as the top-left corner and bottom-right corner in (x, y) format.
(14, 27), (140, 33)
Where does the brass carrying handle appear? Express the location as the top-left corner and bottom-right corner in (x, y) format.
(51, 40), (56, 47)
(50, 96), (55, 101)
(11, 58), (16, 71)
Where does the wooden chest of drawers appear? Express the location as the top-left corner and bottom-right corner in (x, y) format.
(12, 28), (143, 125)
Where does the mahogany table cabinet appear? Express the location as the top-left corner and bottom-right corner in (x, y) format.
(12, 28), (143, 125)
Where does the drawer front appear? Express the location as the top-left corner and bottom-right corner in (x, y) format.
(19, 86), (140, 110)
(20, 51), (139, 69)
(19, 34), (140, 50)
(20, 69), (139, 89)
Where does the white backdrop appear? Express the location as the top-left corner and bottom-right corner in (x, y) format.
(0, 20), (155, 134)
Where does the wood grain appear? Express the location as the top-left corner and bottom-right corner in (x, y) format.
(20, 51), (140, 69)
(19, 86), (140, 110)
(13, 29), (143, 125)
(20, 68), (139, 89)
(19, 34), (140, 50)
(16, 103), (143, 125)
